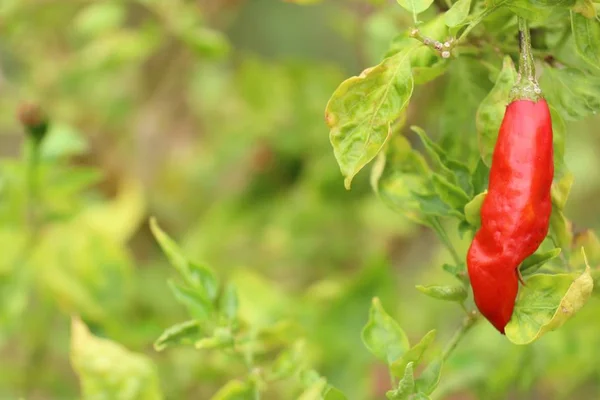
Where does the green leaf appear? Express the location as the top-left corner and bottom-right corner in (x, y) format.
(299, 378), (327, 400)
(415, 357), (443, 395)
(503, 0), (575, 22)
(195, 327), (234, 350)
(79, 178), (145, 244)
(210, 380), (255, 400)
(268, 341), (307, 381)
(73, 2), (125, 37)
(550, 208), (573, 251)
(464, 191), (486, 228)
(412, 126), (472, 196)
(220, 282), (239, 322)
(476, 56), (518, 166)
(386, 362), (415, 399)
(151, 218), (219, 302)
(326, 47), (416, 189)
(300, 369), (323, 387)
(33, 224), (132, 324)
(571, 12), (600, 70)
(41, 123), (89, 159)
(416, 285), (467, 302)
(471, 159), (490, 195)
(168, 280), (213, 320)
(396, 0), (435, 14)
(416, 194), (463, 220)
(154, 320), (202, 351)
(551, 171), (574, 210)
(150, 217), (193, 285)
(505, 260), (594, 345)
(361, 297), (410, 364)
(390, 330), (437, 378)
(541, 68), (600, 121)
(549, 106), (566, 176)
(444, 0), (472, 27)
(520, 248), (562, 275)
(430, 174), (470, 213)
(189, 262), (219, 301)
(371, 137), (431, 224)
(439, 58), (492, 164)
(324, 386), (348, 400)
(179, 27), (230, 58)
(71, 318), (163, 400)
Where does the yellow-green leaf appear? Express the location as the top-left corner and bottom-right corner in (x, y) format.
(387, 362), (415, 399)
(210, 380), (255, 400)
(396, 0), (435, 14)
(71, 318), (163, 400)
(361, 297), (409, 364)
(34, 224), (133, 324)
(326, 47), (416, 189)
(79, 177), (145, 244)
(551, 171), (574, 210)
(444, 0), (472, 27)
(154, 320), (202, 351)
(476, 56), (518, 166)
(416, 285), (467, 302)
(571, 11), (600, 70)
(506, 258), (593, 345)
(464, 191), (486, 228)
(390, 330), (436, 378)
(371, 136), (431, 224)
(520, 248), (562, 275)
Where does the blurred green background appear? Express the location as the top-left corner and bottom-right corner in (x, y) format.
(1, 0), (600, 399)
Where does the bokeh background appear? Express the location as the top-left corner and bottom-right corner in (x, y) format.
(1, 0), (600, 399)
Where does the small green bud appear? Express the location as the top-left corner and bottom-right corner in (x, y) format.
(17, 103), (49, 144)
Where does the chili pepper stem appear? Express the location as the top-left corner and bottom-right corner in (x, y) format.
(510, 17), (542, 102)
(430, 217), (462, 266)
(442, 311), (479, 362)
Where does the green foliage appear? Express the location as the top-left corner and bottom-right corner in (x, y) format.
(362, 298), (410, 364)
(326, 47), (416, 189)
(70, 318), (163, 400)
(1, 0), (600, 399)
(444, 0), (472, 27)
(570, 12), (600, 70)
(506, 261), (594, 344)
(476, 56), (518, 166)
(415, 285), (468, 302)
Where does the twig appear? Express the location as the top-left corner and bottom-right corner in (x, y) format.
(442, 311), (479, 362)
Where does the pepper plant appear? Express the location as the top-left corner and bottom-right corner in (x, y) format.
(324, 0), (600, 398)
(1, 0), (600, 399)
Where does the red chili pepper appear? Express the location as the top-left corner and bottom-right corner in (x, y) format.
(467, 99), (554, 333)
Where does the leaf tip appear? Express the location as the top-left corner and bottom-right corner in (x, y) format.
(149, 216), (159, 234)
(343, 176), (353, 190)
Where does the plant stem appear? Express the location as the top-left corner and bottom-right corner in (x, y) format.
(442, 312), (479, 362)
(510, 17), (542, 101)
(431, 218), (462, 266)
(25, 138), (41, 235)
(22, 137), (47, 395)
(517, 17), (535, 82)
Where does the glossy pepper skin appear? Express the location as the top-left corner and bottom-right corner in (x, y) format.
(467, 99), (554, 333)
